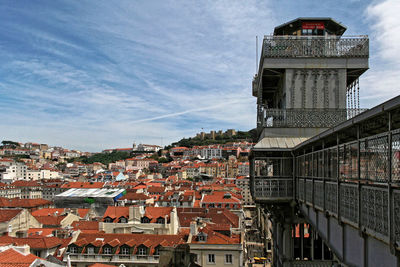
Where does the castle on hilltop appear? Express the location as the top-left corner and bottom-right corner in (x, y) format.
(195, 129), (237, 140)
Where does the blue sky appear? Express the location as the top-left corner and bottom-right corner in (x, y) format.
(0, 0), (399, 152)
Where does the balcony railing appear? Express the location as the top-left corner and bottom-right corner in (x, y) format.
(263, 35), (369, 58)
(259, 108), (367, 128)
(68, 254), (160, 263)
(251, 101), (400, 247)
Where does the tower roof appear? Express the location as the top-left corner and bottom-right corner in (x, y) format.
(273, 17), (347, 36)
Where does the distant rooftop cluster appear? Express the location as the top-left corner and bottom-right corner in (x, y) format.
(0, 138), (255, 266)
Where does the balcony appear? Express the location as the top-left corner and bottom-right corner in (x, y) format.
(262, 35), (369, 58)
(258, 108), (367, 128)
(68, 253), (160, 263)
(250, 157), (293, 202)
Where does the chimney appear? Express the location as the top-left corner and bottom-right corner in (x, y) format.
(190, 221), (198, 236)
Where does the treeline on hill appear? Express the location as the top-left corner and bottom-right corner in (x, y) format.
(168, 129), (258, 149)
(70, 151), (132, 165)
(0, 140), (20, 149)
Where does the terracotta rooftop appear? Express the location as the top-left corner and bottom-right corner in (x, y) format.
(0, 209), (22, 223)
(89, 264), (116, 267)
(71, 233), (185, 254)
(144, 207), (173, 223)
(28, 228), (60, 237)
(71, 221), (99, 232)
(0, 236), (62, 249)
(0, 198), (52, 209)
(61, 182), (104, 188)
(11, 180), (40, 187)
(119, 192), (151, 201)
(190, 226), (240, 245)
(102, 206), (129, 222)
(147, 186), (165, 194)
(0, 248), (40, 267)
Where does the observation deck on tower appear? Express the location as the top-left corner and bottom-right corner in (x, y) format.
(249, 18), (400, 267)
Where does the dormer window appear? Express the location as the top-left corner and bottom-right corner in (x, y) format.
(104, 217), (113, 223)
(103, 246), (112, 255)
(69, 246), (78, 254)
(121, 246), (130, 255)
(141, 217), (150, 223)
(154, 245), (161, 255)
(156, 217), (165, 224)
(119, 217), (128, 223)
(87, 246), (94, 254)
(197, 232), (207, 242)
(138, 246), (147, 255)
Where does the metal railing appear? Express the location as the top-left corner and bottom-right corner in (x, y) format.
(68, 254), (160, 263)
(260, 108), (367, 128)
(251, 99), (400, 249)
(263, 35), (369, 58)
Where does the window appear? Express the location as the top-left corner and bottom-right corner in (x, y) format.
(138, 246), (147, 255)
(154, 245), (161, 255)
(141, 217), (150, 223)
(156, 217), (165, 224)
(104, 217), (113, 223)
(119, 217), (127, 223)
(121, 247), (130, 255)
(70, 246), (78, 254)
(207, 254), (215, 264)
(225, 254), (233, 264)
(103, 246), (112, 254)
(87, 246), (94, 254)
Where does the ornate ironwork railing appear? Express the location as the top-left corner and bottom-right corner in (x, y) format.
(263, 35), (369, 58)
(253, 177), (293, 200)
(261, 108), (367, 128)
(252, 96), (400, 248)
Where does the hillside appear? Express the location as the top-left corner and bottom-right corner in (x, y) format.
(168, 129), (257, 148)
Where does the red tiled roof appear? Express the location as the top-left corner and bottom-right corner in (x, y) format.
(147, 186), (165, 194)
(177, 208), (239, 228)
(0, 198), (52, 209)
(190, 226), (240, 245)
(77, 209), (90, 218)
(72, 233), (184, 252)
(119, 192), (151, 201)
(0, 236), (62, 249)
(102, 206), (129, 222)
(0, 209), (22, 222)
(71, 221), (99, 232)
(144, 207), (173, 223)
(201, 191), (241, 204)
(89, 264), (116, 267)
(28, 228), (60, 237)
(0, 248), (40, 267)
(61, 182), (104, 188)
(11, 180), (40, 187)
(34, 215), (66, 226)
(31, 208), (64, 217)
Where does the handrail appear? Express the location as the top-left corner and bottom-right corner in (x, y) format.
(262, 35), (369, 58)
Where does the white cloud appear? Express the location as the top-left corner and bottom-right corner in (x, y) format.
(361, 0), (400, 106)
(0, 0), (276, 151)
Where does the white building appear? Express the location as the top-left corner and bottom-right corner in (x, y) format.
(0, 163), (27, 183)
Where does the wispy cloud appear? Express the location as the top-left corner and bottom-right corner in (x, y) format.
(0, 0), (398, 151)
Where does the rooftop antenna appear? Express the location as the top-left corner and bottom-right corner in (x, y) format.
(256, 36), (258, 73)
